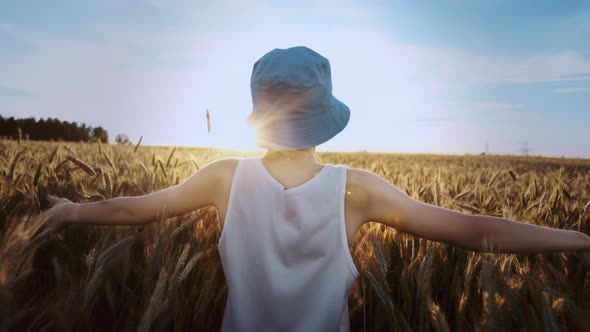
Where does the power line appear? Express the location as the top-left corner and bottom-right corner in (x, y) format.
(517, 141), (535, 156)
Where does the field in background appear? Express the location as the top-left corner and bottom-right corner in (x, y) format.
(1, 140), (590, 331)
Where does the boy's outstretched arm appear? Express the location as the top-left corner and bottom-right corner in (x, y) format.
(40, 158), (234, 227)
(353, 168), (590, 254)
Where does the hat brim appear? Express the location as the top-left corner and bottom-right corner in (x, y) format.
(247, 95), (350, 150)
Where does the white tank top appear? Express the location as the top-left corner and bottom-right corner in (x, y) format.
(218, 157), (359, 332)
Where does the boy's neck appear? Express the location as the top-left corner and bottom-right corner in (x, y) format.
(262, 148), (317, 163)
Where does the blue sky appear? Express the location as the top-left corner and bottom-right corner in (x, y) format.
(1, 0), (590, 157)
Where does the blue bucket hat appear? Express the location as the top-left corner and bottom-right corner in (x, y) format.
(247, 46), (350, 150)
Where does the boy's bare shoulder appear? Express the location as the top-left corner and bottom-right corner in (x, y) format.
(344, 166), (398, 209)
(210, 157), (240, 171)
(206, 157), (240, 181)
(345, 166), (375, 182)
(345, 166), (383, 188)
(193, 157), (240, 188)
(344, 166), (375, 210)
(199, 158), (240, 205)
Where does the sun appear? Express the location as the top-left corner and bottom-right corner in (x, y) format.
(212, 124), (261, 153)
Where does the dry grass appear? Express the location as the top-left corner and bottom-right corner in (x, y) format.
(0, 139), (589, 331)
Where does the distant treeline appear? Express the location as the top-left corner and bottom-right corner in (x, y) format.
(0, 116), (109, 143)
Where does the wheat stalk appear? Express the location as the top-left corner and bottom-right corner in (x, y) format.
(134, 136), (143, 153)
(137, 267), (169, 332)
(66, 155), (96, 176)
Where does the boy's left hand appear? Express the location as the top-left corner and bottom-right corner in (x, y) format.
(35, 194), (74, 236)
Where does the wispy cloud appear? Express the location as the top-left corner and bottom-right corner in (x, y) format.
(438, 51), (590, 84)
(552, 87), (590, 93)
(471, 102), (524, 111)
(409, 116), (457, 123)
(487, 110), (538, 120)
(0, 86), (39, 99)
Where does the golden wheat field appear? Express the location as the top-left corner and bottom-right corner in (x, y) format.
(0, 139), (589, 331)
